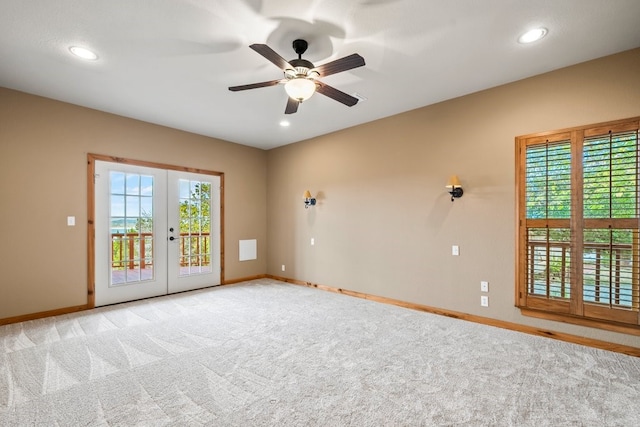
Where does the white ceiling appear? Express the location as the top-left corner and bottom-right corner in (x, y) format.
(1, 1), (639, 150)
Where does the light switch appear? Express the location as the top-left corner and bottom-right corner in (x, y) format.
(452, 245), (459, 256)
(67, 216), (75, 226)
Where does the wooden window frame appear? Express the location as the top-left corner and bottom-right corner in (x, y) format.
(516, 117), (640, 335)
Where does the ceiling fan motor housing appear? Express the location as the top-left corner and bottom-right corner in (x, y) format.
(289, 58), (314, 70)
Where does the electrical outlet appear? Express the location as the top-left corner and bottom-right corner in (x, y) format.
(452, 245), (459, 256)
(311, 238), (315, 246)
(67, 216), (75, 226)
(481, 296), (489, 307)
(281, 264), (285, 272)
(481, 281), (489, 292)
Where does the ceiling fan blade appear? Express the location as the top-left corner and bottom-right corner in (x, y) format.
(250, 44), (294, 70)
(285, 97), (299, 114)
(316, 83), (359, 107)
(314, 53), (365, 77)
(228, 79), (282, 91)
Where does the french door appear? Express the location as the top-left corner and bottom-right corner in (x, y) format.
(94, 160), (221, 306)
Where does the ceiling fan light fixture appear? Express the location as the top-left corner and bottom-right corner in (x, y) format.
(285, 78), (316, 102)
(228, 40), (365, 113)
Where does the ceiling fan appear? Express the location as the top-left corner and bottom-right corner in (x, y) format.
(228, 39), (365, 114)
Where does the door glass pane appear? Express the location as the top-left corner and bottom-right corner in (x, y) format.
(110, 171), (155, 286)
(140, 175), (154, 196)
(178, 179), (212, 276)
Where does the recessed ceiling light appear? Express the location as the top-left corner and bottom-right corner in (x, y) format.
(69, 46), (98, 60)
(279, 120), (290, 127)
(518, 28), (548, 44)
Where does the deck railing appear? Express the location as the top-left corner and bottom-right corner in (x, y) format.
(111, 232), (210, 269)
(527, 240), (636, 306)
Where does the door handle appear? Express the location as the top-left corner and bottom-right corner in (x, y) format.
(169, 236), (175, 241)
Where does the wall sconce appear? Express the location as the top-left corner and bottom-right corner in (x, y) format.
(303, 190), (316, 209)
(446, 175), (464, 202)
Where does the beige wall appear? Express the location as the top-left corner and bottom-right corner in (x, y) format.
(0, 88), (267, 319)
(266, 48), (640, 347)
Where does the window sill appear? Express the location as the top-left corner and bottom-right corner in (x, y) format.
(519, 306), (640, 337)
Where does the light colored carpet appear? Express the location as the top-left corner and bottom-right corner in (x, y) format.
(1, 278), (639, 426)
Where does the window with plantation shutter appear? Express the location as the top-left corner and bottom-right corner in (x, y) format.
(516, 117), (640, 332)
